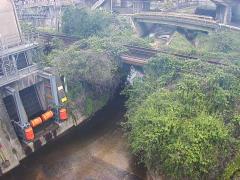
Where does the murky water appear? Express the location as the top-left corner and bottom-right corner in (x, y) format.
(1, 95), (146, 180)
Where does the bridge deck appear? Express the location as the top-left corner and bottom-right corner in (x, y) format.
(133, 12), (240, 32)
(133, 12), (219, 32)
(121, 45), (229, 66)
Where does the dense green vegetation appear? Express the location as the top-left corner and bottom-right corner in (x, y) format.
(46, 7), (150, 116)
(62, 8), (112, 38)
(50, 45), (120, 116)
(123, 31), (240, 179)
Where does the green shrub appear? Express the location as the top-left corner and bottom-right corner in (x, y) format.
(123, 54), (240, 179)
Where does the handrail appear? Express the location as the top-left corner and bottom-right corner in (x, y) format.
(134, 12), (215, 23)
(0, 32), (39, 52)
(0, 62), (39, 87)
(91, 0), (106, 10)
(16, 0), (73, 9)
(133, 12), (240, 32)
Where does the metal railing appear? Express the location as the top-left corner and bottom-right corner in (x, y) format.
(0, 34), (22, 51)
(113, 0), (211, 14)
(91, 0), (106, 10)
(135, 12), (215, 21)
(134, 12), (240, 32)
(0, 32), (39, 52)
(0, 32), (40, 86)
(19, 13), (48, 20)
(0, 62), (39, 87)
(15, 0), (73, 9)
(134, 12), (218, 28)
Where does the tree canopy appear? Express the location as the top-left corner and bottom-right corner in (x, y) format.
(62, 7), (112, 38)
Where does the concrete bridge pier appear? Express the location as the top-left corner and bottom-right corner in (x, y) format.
(215, 4), (232, 24)
(232, 5), (240, 23)
(177, 28), (201, 46)
(103, 0), (112, 11)
(133, 21), (155, 37)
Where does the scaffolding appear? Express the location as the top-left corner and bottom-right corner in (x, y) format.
(14, 0), (74, 28)
(0, 32), (39, 86)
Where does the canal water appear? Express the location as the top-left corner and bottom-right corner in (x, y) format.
(1, 95), (146, 180)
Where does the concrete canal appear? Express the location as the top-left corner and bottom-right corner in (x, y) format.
(1, 95), (146, 180)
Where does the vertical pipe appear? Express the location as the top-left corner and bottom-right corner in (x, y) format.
(49, 75), (59, 106)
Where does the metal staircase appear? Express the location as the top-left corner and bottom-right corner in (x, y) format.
(91, 0), (107, 10)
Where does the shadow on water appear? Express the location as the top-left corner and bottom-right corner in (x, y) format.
(1, 94), (147, 180)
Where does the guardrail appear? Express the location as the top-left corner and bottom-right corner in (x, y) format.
(0, 32), (40, 86)
(133, 12), (240, 32)
(123, 45), (228, 66)
(0, 64), (39, 87)
(0, 34), (22, 51)
(16, 0), (73, 9)
(133, 12), (220, 31)
(219, 24), (240, 31)
(91, 0), (106, 10)
(19, 13), (48, 20)
(0, 33), (39, 52)
(134, 12), (215, 22)
(37, 32), (80, 40)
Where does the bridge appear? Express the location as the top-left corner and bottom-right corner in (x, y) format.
(210, 0), (240, 24)
(133, 12), (218, 35)
(121, 45), (197, 66)
(132, 12), (240, 36)
(121, 45), (228, 66)
(36, 31), (80, 44)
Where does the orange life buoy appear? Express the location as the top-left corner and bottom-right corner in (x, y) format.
(30, 117), (42, 128)
(41, 110), (54, 122)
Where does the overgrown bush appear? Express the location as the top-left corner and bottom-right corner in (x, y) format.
(49, 7), (152, 116)
(50, 44), (120, 115)
(123, 54), (240, 179)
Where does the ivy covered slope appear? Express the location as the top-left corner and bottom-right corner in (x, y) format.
(123, 31), (240, 179)
(47, 7), (150, 117)
(168, 31), (240, 66)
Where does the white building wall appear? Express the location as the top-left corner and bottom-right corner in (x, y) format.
(0, 0), (22, 48)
